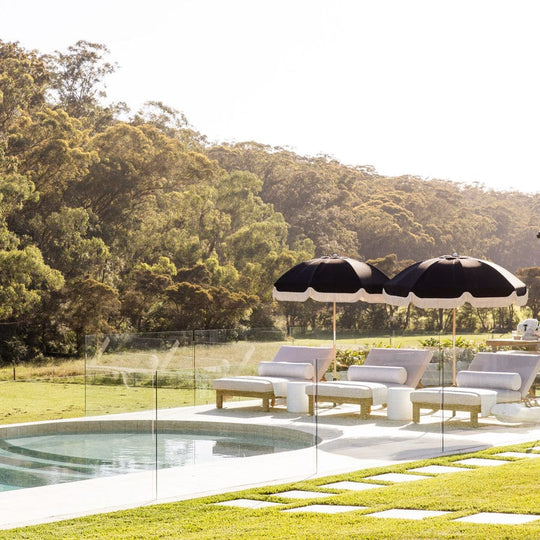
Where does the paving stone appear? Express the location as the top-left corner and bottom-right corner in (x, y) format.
(364, 473), (431, 483)
(282, 504), (367, 514)
(366, 508), (450, 520)
(274, 490), (334, 499)
(455, 512), (540, 524)
(408, 465), (470, 474)
(494, 452), (540, 459)
(319, 481), (386, 491)
(454, 458), (508, 467)
(213, 499), (282, 509)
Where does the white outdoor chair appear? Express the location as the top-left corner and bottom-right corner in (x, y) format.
(305, 348), (433, 418)
(410, 352), (540, 427)
(212, 345), (333, 411)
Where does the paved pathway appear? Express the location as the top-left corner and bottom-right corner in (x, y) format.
(214, 451), (540, 524)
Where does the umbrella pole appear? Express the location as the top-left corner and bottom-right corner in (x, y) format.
(452, 307), (456, 385)
(333, 302), (337, 379)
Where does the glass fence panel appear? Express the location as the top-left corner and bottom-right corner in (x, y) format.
(192, 328), (288, 407)
(0, 373), (160, 498)
(84, 334), (178, 502)
(84, 332), (192, 415)
(156, 329), (320, 499)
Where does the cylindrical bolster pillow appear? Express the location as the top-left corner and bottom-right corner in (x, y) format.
(347, 365), (407, 384)
(258, 361), (315, 379)
(457, 370), (522, 391)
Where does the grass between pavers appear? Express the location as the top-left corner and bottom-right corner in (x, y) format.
(3, 443), (539, 539)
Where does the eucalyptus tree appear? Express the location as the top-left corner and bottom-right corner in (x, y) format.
(120, 258), (176, 332)
(517, 267), (540, 319)
(64, 278), (121, 353)
(0, 40), (50, 133)
(0, 138), (64, 358)
(32, 207), (109, 280)
(48, 40), (119, 126)
(162, 282), (257, 330)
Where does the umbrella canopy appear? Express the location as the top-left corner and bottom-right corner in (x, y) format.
(273, 255), (389, 377)
(383, 255), (528, 309)
(383, 254), (528, 383)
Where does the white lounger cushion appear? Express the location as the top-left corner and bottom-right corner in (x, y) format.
(213, 376), (273, 392)
(364, 348), (432, 387)
(306, 381), (388, 406)
(456, 370), (521, 391)
(213, 376), (290, 397)
(348, 365), (407, 384)
(258, 361), (315, 380)
(410, 387), (499, 416)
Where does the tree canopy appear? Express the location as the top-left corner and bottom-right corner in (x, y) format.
(0, 39), (538, 361)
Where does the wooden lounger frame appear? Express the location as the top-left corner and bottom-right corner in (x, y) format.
(216, 389), (276, 412)
(412, 402), (481, 427)
(308, 394), (375, 419)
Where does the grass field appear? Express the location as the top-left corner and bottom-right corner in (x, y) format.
(0, 381), (217, 423)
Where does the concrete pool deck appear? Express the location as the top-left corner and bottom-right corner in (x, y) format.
(1, 400), (539, 531)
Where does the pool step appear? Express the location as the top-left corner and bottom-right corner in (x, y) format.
(0, 438), (112, 466)
(0, 451), (95, 474)
(0, 439), (103, 490)
(0, 461), (90, 489)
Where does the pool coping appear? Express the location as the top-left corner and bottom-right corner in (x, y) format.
(0, 418), (317, 444)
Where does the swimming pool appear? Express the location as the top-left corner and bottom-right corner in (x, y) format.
(0, 420), (315, 492)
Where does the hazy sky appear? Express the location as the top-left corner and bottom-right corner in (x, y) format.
(2, 0), (539, 193)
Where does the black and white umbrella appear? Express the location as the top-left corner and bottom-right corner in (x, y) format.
(273, 255), (389, 378)
(383, 254), (528, 382)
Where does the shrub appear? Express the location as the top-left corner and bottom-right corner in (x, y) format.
(336, 348), (368, 368)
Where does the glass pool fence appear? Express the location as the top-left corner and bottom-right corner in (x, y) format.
(0, 328), (487, 502)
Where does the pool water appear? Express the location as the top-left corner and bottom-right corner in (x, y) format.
(0, 430), (310, 492)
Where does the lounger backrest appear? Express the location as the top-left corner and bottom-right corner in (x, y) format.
(468, 352), (540, 398)
(272, 345), (334, 381)
(364, 348), (433, 387)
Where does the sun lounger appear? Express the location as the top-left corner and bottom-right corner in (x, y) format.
(212, 345), (333, 411)
(305, 348), (433, 418)
(410, 352), (540, 427)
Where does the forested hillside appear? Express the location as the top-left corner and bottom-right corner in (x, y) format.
(1, 40), (539, 361)
(208, 143), (539, 271)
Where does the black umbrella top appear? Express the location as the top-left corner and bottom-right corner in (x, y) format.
(383, 254), (528, 308)
(273, 255), (389, 303)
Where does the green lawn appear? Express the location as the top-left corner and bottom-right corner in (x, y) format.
(0, 381), (215, 424)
